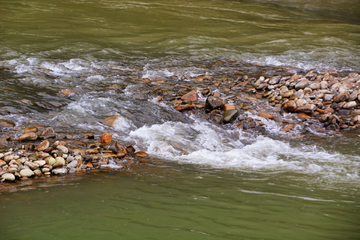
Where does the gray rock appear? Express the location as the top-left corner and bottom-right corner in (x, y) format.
(205, 96), (224, 112)
(222, 109), (240, 123)
(295, 78), (309, 90)
(52, 168), (67, 175)
(67, 160), (78, 169)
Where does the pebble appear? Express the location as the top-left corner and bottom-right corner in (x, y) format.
(20, 169), (34, 177)
(1, 173), (15, 181)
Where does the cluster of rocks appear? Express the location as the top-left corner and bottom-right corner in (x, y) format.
(0, 126), (149, 182)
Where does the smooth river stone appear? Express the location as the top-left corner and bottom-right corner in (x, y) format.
(34, 140), (50, 151)
(52, 168), (67, 175)
(1, 173), (15, 181)
(20, 168), (34, 177)
(181, 90), (197, 102)
(0, 119), (15, 128)
(18, 132), (37, 141)
(257, 111), (275, 120)
(222, 109), (240, 123)
(295, 78), (309, 89)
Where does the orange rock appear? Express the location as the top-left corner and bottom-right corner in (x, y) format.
(103, 116), (120, 127)
(282, 124), (293, 132)
(34, 140), (50, 151)
(21, 126), (38, 133)
(110, 69), (123, 71)
(152, 80), (166, 84)
(135, 151), (149, 157)
(257, 111), (275, 120)
(100, 132), (112, 144)
(19, 132), (37, 141)
(86, 149), (99, 155)
(105, 84), (120, 91)
(137, 78), (151, 83)
(176, 104), (193, 111)
(181, 90), (197, 103)
(58, 89), (75, 97)
(298, 113), (311, 119)
(283, 101), (297, 112)
(86, 163), (94, 168)
(223, 104), (236, 111)
(245, 97), (257, 101)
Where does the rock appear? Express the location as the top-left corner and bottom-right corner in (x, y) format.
(223, 104), (236, 111)
(55, 157), (66, 165)
(323, 94), (334, 101)
(257, 111), (275, 120)
(295, 78), (309, 89)
(20, 169), (34, 177)
(57, 145), (69, 154)
(353, 115), (360, 124)
(268, 76), (281, 85)
(21, 126), (38, 133)
(281, 124), (293, 132)
(338, 83), (352, 93)
(309, 81), (321, 90)
(343, 101), (357, 109)
(4, 154), (14, 163)
(67, 160), (78, 169)
(176, 104), (193, 111)
(281, 89), (295, 98)
(103, 116), (120, 127)
(58, 89), (75, 97)
(100, 132), (113, 144)
(85, 149), (99, 155)
(37, 127), (56, 139)
(34, 160), (46, 167)
(52, 168), (67, 175)
(24, 161), (39, 170)
(298, 113), (311, 119)
(181, 90), (197, 103)
(18, 132), (37, 141)
(320, 81), (328, 89)
(205, 96), (224, 113)
(222, 109), (240, 123)
(46, 157), (56, 165)
(33, 169), (42, 176)
(35, 140), (50, 151)
(0, 119), (15, 128)
(295, 98), (308, 107)
(135, 151), (149, 157)
(42, 168), (50, 173)
(1, 173), (15, 181)
(283, 101), (297, 112)
(294, 104), (316, 114)
(0, 137), (8, 145)
(0, 160), (6, 167)
(333, 92), (349, 102)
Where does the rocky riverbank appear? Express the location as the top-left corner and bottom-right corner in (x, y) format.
(1, 63), (360, 183)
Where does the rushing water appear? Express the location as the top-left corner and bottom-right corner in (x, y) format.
(1, 0), (360, 239)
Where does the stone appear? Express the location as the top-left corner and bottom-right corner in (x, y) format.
(33, 169), (42, 176)
(20, 169), (34, 177)
(42, 168), (50, 173)
(343, 101), (357, 109)
(338, 83), (352, 93)
(320, 81), (328, 89)
(323, 94), (334, 101)
(58, 89), (75, 97)
(223, 104), (236, 111)
(281, 89), (295, 98)
(282, 124), (293, 132)
(333, 92), (349, 102)
(100, 132), (113, 144)
(268, 76), (281, 85)
(1, 173), (15, 181)
(45, 157), (56, 165)
(24, 161), (39, 170)
(294, 104), (316, 114)
(4, 154), (14, 163)
(37, 127), (56, 139)
(0, 160), (6, 167)
(52, 168), (67, 175)
(34, 160), (46, 167)
(34, 140), (50, 151)
(67, 160), (78, 169)
(298, 113), (311, 119)
(21, 126), (39, 133)
(295, 98), (308, 107)
(86, 149), (99, 155)
(181, 90), (197, 103)
(103, 116), (120, 127)
(57, 145), (69, 154)
(222, 109), (240, 123)
(205, 96), (224, 113)
(0, 119), (16, 128)
(283, 101), (297, 112)
(135, 151), (149, 157)
(353, 115), (360, 124)
(295, 78), (309, 89)
(257, 111), (275, 120)
(18, 132), (37, 141)
(176, 104), (193, 111)
(309, 82), (321, 90)
(55, 157), (66, 165)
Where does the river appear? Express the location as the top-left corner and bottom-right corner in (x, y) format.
(0, 0), (359, 239)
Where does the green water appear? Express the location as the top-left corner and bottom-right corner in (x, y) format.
(1, 0), (360, 239)
(1, 164), (359, 240)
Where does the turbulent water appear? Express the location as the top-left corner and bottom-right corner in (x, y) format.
(1, 0), (360, 239)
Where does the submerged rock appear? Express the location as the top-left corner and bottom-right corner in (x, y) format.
(222, 109), (240, 123)
(0, 119), (15, 128)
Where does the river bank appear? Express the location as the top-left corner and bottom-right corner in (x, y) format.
(1, 64), (360, 185)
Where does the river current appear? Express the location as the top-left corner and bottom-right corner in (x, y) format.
(0, 0), (360, 239)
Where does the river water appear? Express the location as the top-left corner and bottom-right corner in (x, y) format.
(1, 0), (360, 239)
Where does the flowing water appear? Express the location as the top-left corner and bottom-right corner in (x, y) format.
(1, 0), (360, 239)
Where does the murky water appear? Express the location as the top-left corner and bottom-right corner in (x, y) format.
(1, 0), (360, 239)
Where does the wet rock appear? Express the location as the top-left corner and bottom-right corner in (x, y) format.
(0, 160), (6, 167)
(58, 89), (75, 97)
(19, 132), (37, 141)
(294, 104), (316, 114)
(24, 161), (39, 170)
(181, 90), (197, 103)
(281, 89), (295, 98)
(20, 169), (34, 177)
(205, 96), (224, 113)
(67, 160), (78, 169)
(0, 119), (16, 128)
(1, 173), (15, 181)
(34, 140), (50, 151)
(104, 141), (127, 154)
(135, 151), (149, 157)
(343, 101), (357, 109)
(268, 76), (281, 85)
(100, 132), (113, 144)
(176, 104), (194, 111)
(295, 78), (309, 89)
(55, 157), (66, 166)
(281, 124), (293, 132)
(0, 137), (8, 145)
(57, 145), (69, 154)
(283, 101), (297, 112)
(333, 92), (349, 102)
(21, 126), (39, 133)
(257, 111), (275, 120)
(309, 81), (321, 90)
(223, 104), (236, 111)
(103, 116), (120, 127)
(222, 109), (240, 123)
(37, 127), (56, 139)
(52, 168), (67, 175)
